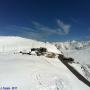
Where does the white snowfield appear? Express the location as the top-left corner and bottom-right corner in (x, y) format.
(0, 36), (90, 90)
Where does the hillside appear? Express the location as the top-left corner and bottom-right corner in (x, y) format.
(52, 40), (90, 64)
(0, 36), (90, 90)
(0, 36), (60, 54)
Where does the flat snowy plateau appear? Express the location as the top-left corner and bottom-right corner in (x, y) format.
(0, 36), (90, 90)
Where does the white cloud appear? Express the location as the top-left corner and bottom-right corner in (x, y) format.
(4, 20), (71, 41)
(32, 20), (71, 35)
(57, 19), (71, 34)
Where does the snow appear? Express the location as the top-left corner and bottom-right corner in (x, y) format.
(53, 40), (90, 50)
(53, 40), (90, 83)
(63, 47), (90, 64)
(0, 36), (90, 90)
(0, 36), (61, 54)
(0, 54), (90, 90)
(62, 48), (90, 82)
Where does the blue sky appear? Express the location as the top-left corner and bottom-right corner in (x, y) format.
(0, 0), (90, 41)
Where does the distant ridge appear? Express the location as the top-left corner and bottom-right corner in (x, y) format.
(52, 40), (90, 50)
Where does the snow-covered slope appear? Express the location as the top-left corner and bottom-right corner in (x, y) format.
(0, 36), (90, 90)
(0, 53), (90, 90)
(0, 36), (60, 54)
(52, 40), (90, 84)
(52, 40), (90, 64)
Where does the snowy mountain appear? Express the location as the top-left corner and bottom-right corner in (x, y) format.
(52, 40), (90, 50)
(52, 40), (90, 64)
(0, 36), (90, 90)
